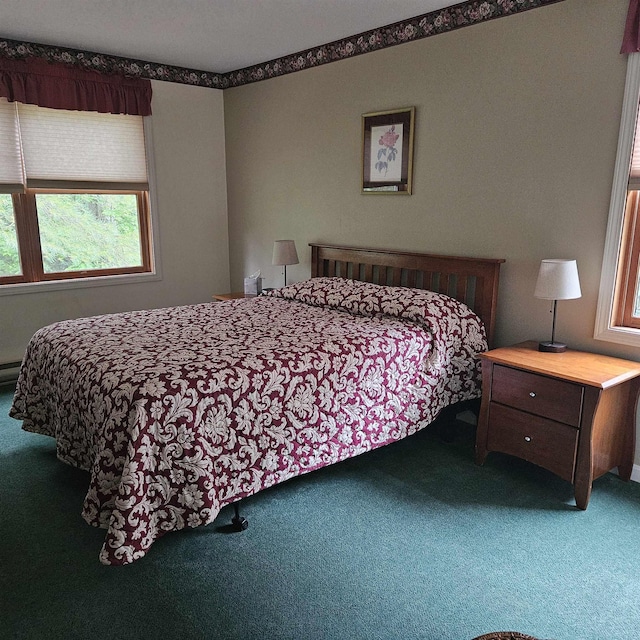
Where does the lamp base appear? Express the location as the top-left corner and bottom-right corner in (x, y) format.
(538, 341), (567, 353)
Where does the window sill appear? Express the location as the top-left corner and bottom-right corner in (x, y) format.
(0, 270), (161, 296)
(594, 324), (640, 349)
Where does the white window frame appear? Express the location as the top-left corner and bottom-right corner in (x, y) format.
(595, 53), (640, 346)
(0, 117), (162, 296)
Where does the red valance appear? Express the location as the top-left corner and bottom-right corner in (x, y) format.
(622, 0), (640, 54)
(0, 57), (152, 115)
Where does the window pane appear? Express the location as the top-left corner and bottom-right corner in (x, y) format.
(36, 193), (143, 273)
(0, 194), (22, 277)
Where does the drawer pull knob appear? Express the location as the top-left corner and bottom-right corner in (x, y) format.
(524, 436), (532, 443)
(529, 392), (536, 398)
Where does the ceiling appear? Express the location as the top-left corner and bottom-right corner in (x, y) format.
(1, 0), (459, 74)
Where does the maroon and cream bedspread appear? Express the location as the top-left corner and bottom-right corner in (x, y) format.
(10, 277), (487, 565)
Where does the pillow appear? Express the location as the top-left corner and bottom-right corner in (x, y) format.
(264, 277), (488, 365)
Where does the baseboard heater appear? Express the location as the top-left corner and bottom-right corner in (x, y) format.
(0, 361), (21, 386)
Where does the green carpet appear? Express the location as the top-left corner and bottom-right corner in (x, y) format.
(2, 382), (640, 640)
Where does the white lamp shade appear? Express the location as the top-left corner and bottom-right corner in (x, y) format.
(534, 259), (582, 300)
(272, 240), (299, 266)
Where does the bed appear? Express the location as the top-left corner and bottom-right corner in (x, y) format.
(10, 244), (504, 565)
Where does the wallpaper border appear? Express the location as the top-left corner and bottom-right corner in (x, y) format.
(0, 0), (565, 90)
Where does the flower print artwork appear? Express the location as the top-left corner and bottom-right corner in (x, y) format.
(375, 127), (399, 175)
(370, 123), (403, 182)
(362, 108), (414, 194)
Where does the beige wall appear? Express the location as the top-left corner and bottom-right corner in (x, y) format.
(0, 80), (230, 364)
(224, 0), (629, 359)
(226, 0), (640, 468)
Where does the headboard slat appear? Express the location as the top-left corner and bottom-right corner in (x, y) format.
(439, 273), (450, 296)
(456, 275), (468, 305)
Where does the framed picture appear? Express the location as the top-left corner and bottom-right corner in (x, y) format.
(362, 107), (415, 194)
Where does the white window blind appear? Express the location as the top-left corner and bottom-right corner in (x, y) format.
(0, 99), (25, 193)
(0, 97), (148, 192)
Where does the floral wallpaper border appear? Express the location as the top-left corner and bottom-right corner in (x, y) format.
(0, 0), (564, 90)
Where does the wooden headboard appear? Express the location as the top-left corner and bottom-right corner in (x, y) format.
(310, 244), (505, 347)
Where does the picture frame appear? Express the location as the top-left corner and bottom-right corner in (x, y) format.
(362, 107), (415, 195)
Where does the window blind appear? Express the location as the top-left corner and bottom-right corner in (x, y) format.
(0, 98), (25, 193)
(0, 97), (148, 192)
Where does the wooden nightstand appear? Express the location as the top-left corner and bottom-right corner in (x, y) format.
(212, 292), (255, 301)
(475, 341), (640, 509)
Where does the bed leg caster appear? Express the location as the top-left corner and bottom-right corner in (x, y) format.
(231, 503), (248, 532)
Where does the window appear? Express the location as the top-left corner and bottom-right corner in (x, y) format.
(0, 98), (153, 287)
(595, 54), (640, 346)
(613, 190), (640, 329)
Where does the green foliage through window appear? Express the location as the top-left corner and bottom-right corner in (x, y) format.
(0, 195), (21, 277)
(37, 193), (143, 273)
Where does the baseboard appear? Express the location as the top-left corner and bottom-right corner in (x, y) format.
(610, 464), (640, 483)
(0, 360), (20, 387)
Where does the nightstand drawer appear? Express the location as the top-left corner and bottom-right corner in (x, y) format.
(491, 365), (582, 427)
(487, 403), (578, 483)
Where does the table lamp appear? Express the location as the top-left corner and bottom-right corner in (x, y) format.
(272, 240), (299, 286)
(534, 258), (581, 353)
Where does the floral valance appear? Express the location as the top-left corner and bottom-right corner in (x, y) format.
(622, 0), (640, 54)
(0, 57), (152, 115)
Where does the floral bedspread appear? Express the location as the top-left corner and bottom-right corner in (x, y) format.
(10, 277), (487, 565)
